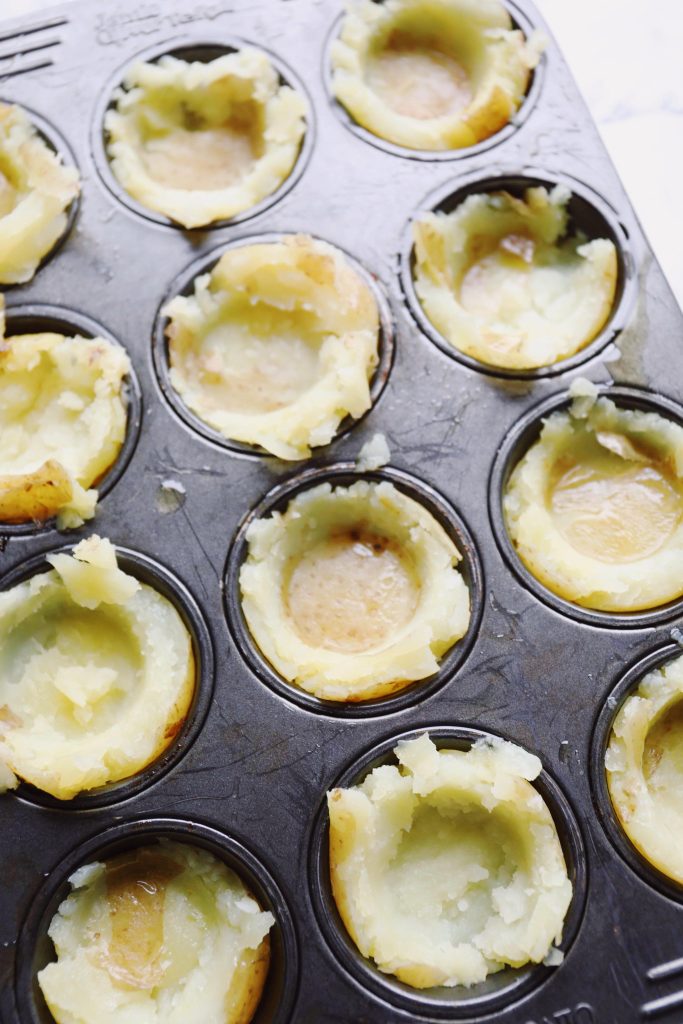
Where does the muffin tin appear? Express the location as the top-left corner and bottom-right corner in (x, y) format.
(1, 0), (682, 1021)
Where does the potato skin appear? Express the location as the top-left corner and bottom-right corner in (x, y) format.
(0, 321), (130, 527)
(0, 459), (73, 523)
(224, 936), (271, 1024)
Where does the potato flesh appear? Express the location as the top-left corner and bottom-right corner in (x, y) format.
(0, 327), (130, 526)
(504, 387), (683, 611)
(331, 0), (540, 151)
(240, 480), (470, 700)
(0, 165), (17, 217)
(177, 305), (321, 415)
(142, 124), (257, 191)
(0, 102), (80, 284)
(37, 841), (274, 1024)
(413, 187), (618, 370)
(607, 654), (683, 883)
(385, 803), (518, 943)
(285, 529), (420, 653)
(549, 455), (681, 563)
(643, 701), (683, 800)
(164, 236), (379, 459)
(104, 851), (182, 988)
(367, 37), (472, 120)
(105, 50), (306, 228)
(0, 536), (194, 799)
(458, 233), (537, 313)
(328, 735), (572, 987)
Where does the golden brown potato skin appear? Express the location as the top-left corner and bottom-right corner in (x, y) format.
(0, 459), (73, 523)
(224, 936), (271, 1024)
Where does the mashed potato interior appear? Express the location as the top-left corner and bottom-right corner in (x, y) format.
(504, 381), (683, 611)
(606, 653), (683, 884)
(240, 479), (470, 701)
(413, 186), (618, 370)
(164, 236), (379, 460)
(286, 529), (420, 653)
(0, 102), (79, 284)
(0, 298), (130, 528)
(0, 536), (194, 799)
(37, 841), (274, 1024)
(331, 0), (542, 151)
(106, 49), (306, 228)
(328, 734), (572, 988)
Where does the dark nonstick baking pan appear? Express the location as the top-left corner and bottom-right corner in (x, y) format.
(1, 1), (682, 1021)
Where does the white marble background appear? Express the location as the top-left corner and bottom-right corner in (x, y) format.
(3, 0), (682, 308)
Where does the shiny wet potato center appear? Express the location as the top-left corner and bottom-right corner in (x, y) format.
(549, 453), (682, 564)
(366, 36), (472, 120)
(103, 850), (181, 989)
(285, 529), (419, 653)
(643, 700), (683, 805)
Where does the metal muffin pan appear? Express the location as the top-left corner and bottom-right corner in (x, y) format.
(0, 0), (682, 1021)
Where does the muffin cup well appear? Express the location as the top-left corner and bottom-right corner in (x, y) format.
(152, 234), (394, 459)
(324, 0), (544, 162)
(15, 817), (299, 1024)
(91, 39), (314, 230)
(0, 544), (213, 810)
(0, 104), (80, 285)
(0, 303), (142, 537)
(224, 463), (483, 718)
(488, 385), (683, 627)
(401, 170), (635, 380)
(591, 643), (683, 903)
(309, 725), (586, 1020)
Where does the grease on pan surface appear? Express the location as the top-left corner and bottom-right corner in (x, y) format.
(0, 537), (194, 800)
(0, 298), (130, 529)
(37, 841), (274, 1024)
(105, 49), (307, 228)
(412, 186), (618, 370)
(331, 0), (542, 151)
(606, 653), (683, 885)
(164, 236), (379, 460)
(0, 102), (79, 285)
(504, 380), (683, 612)
(328, 734), (572, 987)
(239, 480), (470, 701)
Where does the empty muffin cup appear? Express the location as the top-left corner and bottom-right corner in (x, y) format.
(330, 0), (542, 152)
(104, 45), (307, 228)
(501, 381), (683, 614)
